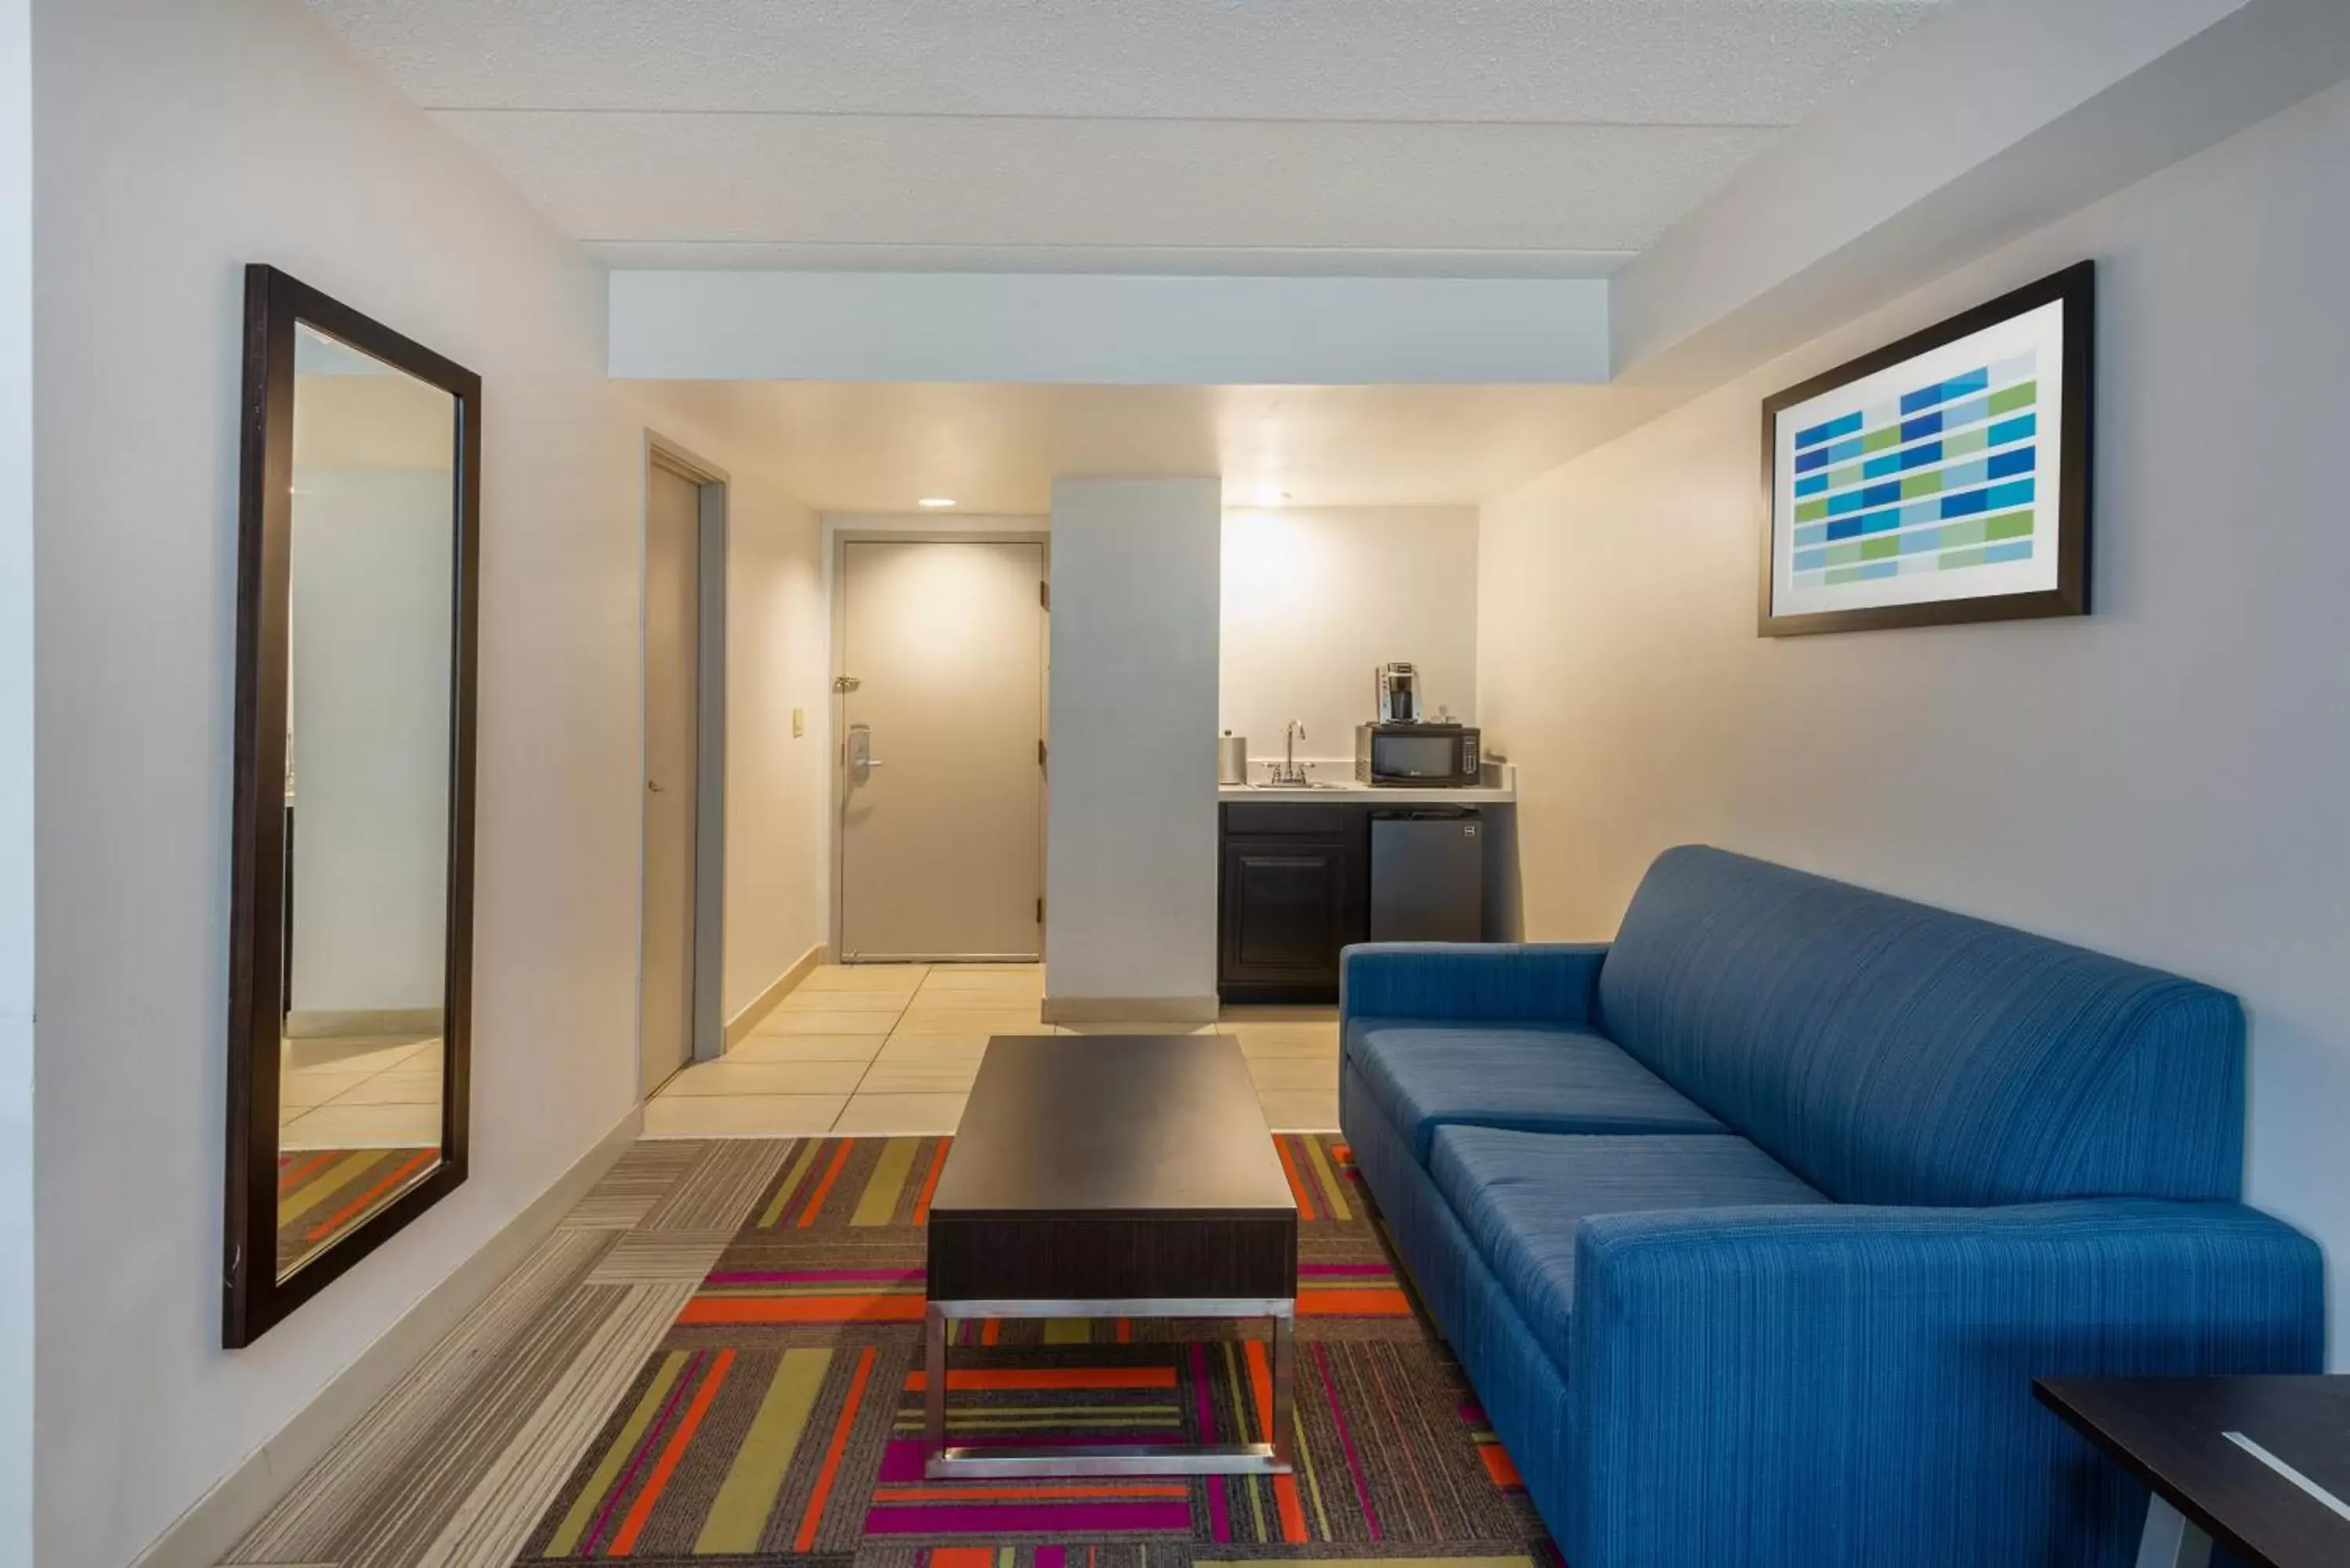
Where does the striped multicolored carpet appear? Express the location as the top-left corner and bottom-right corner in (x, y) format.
(276, 1146), (438, 1275)
(516, 1133), (1556, 1565)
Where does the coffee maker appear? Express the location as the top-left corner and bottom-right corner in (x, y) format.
(1373, 663), (1423, 724)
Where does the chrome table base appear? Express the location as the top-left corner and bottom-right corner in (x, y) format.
(922, 1296), (1296, 1479)
(2135, 1497), (2214, 1568)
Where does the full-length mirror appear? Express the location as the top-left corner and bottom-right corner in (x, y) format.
(225, 266), (479, 1346)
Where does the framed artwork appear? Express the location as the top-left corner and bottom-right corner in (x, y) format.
(1759, 261), (2093, 637)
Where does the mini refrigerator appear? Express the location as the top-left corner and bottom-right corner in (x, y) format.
(1368, 809), (1485, 942)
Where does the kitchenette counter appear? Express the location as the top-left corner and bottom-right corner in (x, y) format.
(1217, 761), (1515, 805)
(1219, 779), (1514, 804)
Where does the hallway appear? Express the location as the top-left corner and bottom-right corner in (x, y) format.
(646, 963), (1342, 1136)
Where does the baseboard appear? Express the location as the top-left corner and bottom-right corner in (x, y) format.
(1040, 993), (1221, 1024)
(284, 1006), (444, 1039)
(723, 943), (823, 1048)
(129, 1105), (645, 1568)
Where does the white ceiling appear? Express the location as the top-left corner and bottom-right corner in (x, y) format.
(642, 380), (1686, 512)
(306, 0), (1943, 274)
(306, 2), (1947, 505)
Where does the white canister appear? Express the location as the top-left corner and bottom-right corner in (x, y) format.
(1217, 732), (1249, 785)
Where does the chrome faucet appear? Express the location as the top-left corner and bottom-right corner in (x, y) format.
(1270, 720), (1311, 786)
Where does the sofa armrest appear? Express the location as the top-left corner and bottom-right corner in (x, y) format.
(1339, 941), (1608, 1028)
(1567, 1200), (2324, 1567)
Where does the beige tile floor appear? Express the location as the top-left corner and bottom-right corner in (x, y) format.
(643, 962), (1341, 1137)
(278, 1033), (444, 1149)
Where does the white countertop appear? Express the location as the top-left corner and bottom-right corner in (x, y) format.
(1223, 782), (1515, 804)
(1218, 760), (1514, 804)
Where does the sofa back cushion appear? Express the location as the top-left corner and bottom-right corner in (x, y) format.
(1595, 847), (2244, 1206)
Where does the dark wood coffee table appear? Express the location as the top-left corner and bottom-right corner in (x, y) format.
(923, 1033), (1299, 1479)
(2037, 1377), (2350, 1567)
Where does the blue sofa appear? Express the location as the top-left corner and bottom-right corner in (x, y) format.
(1339, 845), (2323, 1568)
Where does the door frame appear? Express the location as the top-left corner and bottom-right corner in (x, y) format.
(826, 528), (1049, 963)
(638, 433), (729, 1093)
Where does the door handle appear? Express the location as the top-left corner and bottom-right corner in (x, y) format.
(647, 780), (665, 793)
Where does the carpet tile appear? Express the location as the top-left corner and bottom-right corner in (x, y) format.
(230, 1227), (623, 1566)
(414, 1281), (700, 1568)
(590, 1230), (743, 1286)
(513, 1135), (1554, 1564)
(227, 1133), (1556, 1568)
(562, 1143), (709, 1230)
(644, 1140), (798, 1231)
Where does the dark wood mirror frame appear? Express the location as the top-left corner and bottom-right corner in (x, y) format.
(222, 265), (481, 1347)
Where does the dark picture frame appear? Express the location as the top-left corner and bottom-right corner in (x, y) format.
(1758, 260), (2094, 637)
(222, 265), (482, 1347)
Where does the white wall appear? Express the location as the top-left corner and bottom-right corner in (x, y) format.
(0, 0), (34, 1559)
(720, 478), (827, 1018)
(27, 2), (816, 1563)
(1220, 506), (1477, 771)
(611, 271), (1611, 385)
(1480, 77), (2350, 1367)
(1044, 479), (1221, 1010)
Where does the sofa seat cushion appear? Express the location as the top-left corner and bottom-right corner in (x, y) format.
(1350, 1019), (1723, 1161)
(1430, 1127), (1831, 1377)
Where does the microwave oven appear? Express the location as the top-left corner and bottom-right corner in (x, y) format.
(1354, 723), (1482, 786)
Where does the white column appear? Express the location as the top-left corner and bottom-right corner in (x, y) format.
(0, 0), (36, 1558)
(1043, 479), (1222, 1021)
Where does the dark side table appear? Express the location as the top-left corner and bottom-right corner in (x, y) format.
(2037, 1376), (2350, 1567)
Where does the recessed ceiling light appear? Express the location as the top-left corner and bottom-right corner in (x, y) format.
(918, 497), (956, 508)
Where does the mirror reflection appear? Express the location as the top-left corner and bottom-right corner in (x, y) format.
(274, 322), (457, 1280)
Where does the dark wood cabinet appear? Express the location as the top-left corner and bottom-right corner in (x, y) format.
(1219, 796), (1506, 1002)
(1219, 802), (1366, 1003)
(1221, 839), (1349, 983)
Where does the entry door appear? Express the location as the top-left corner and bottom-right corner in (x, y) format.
(840, 540), (1044, 959)
(640, 459), (702, 1094)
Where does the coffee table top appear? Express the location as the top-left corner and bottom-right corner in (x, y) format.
(927, 1035), (1295, 1217)
(2036, 1377), (2350, 1568)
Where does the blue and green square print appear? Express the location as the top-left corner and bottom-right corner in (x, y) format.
(1762, 264), (2090, 634)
